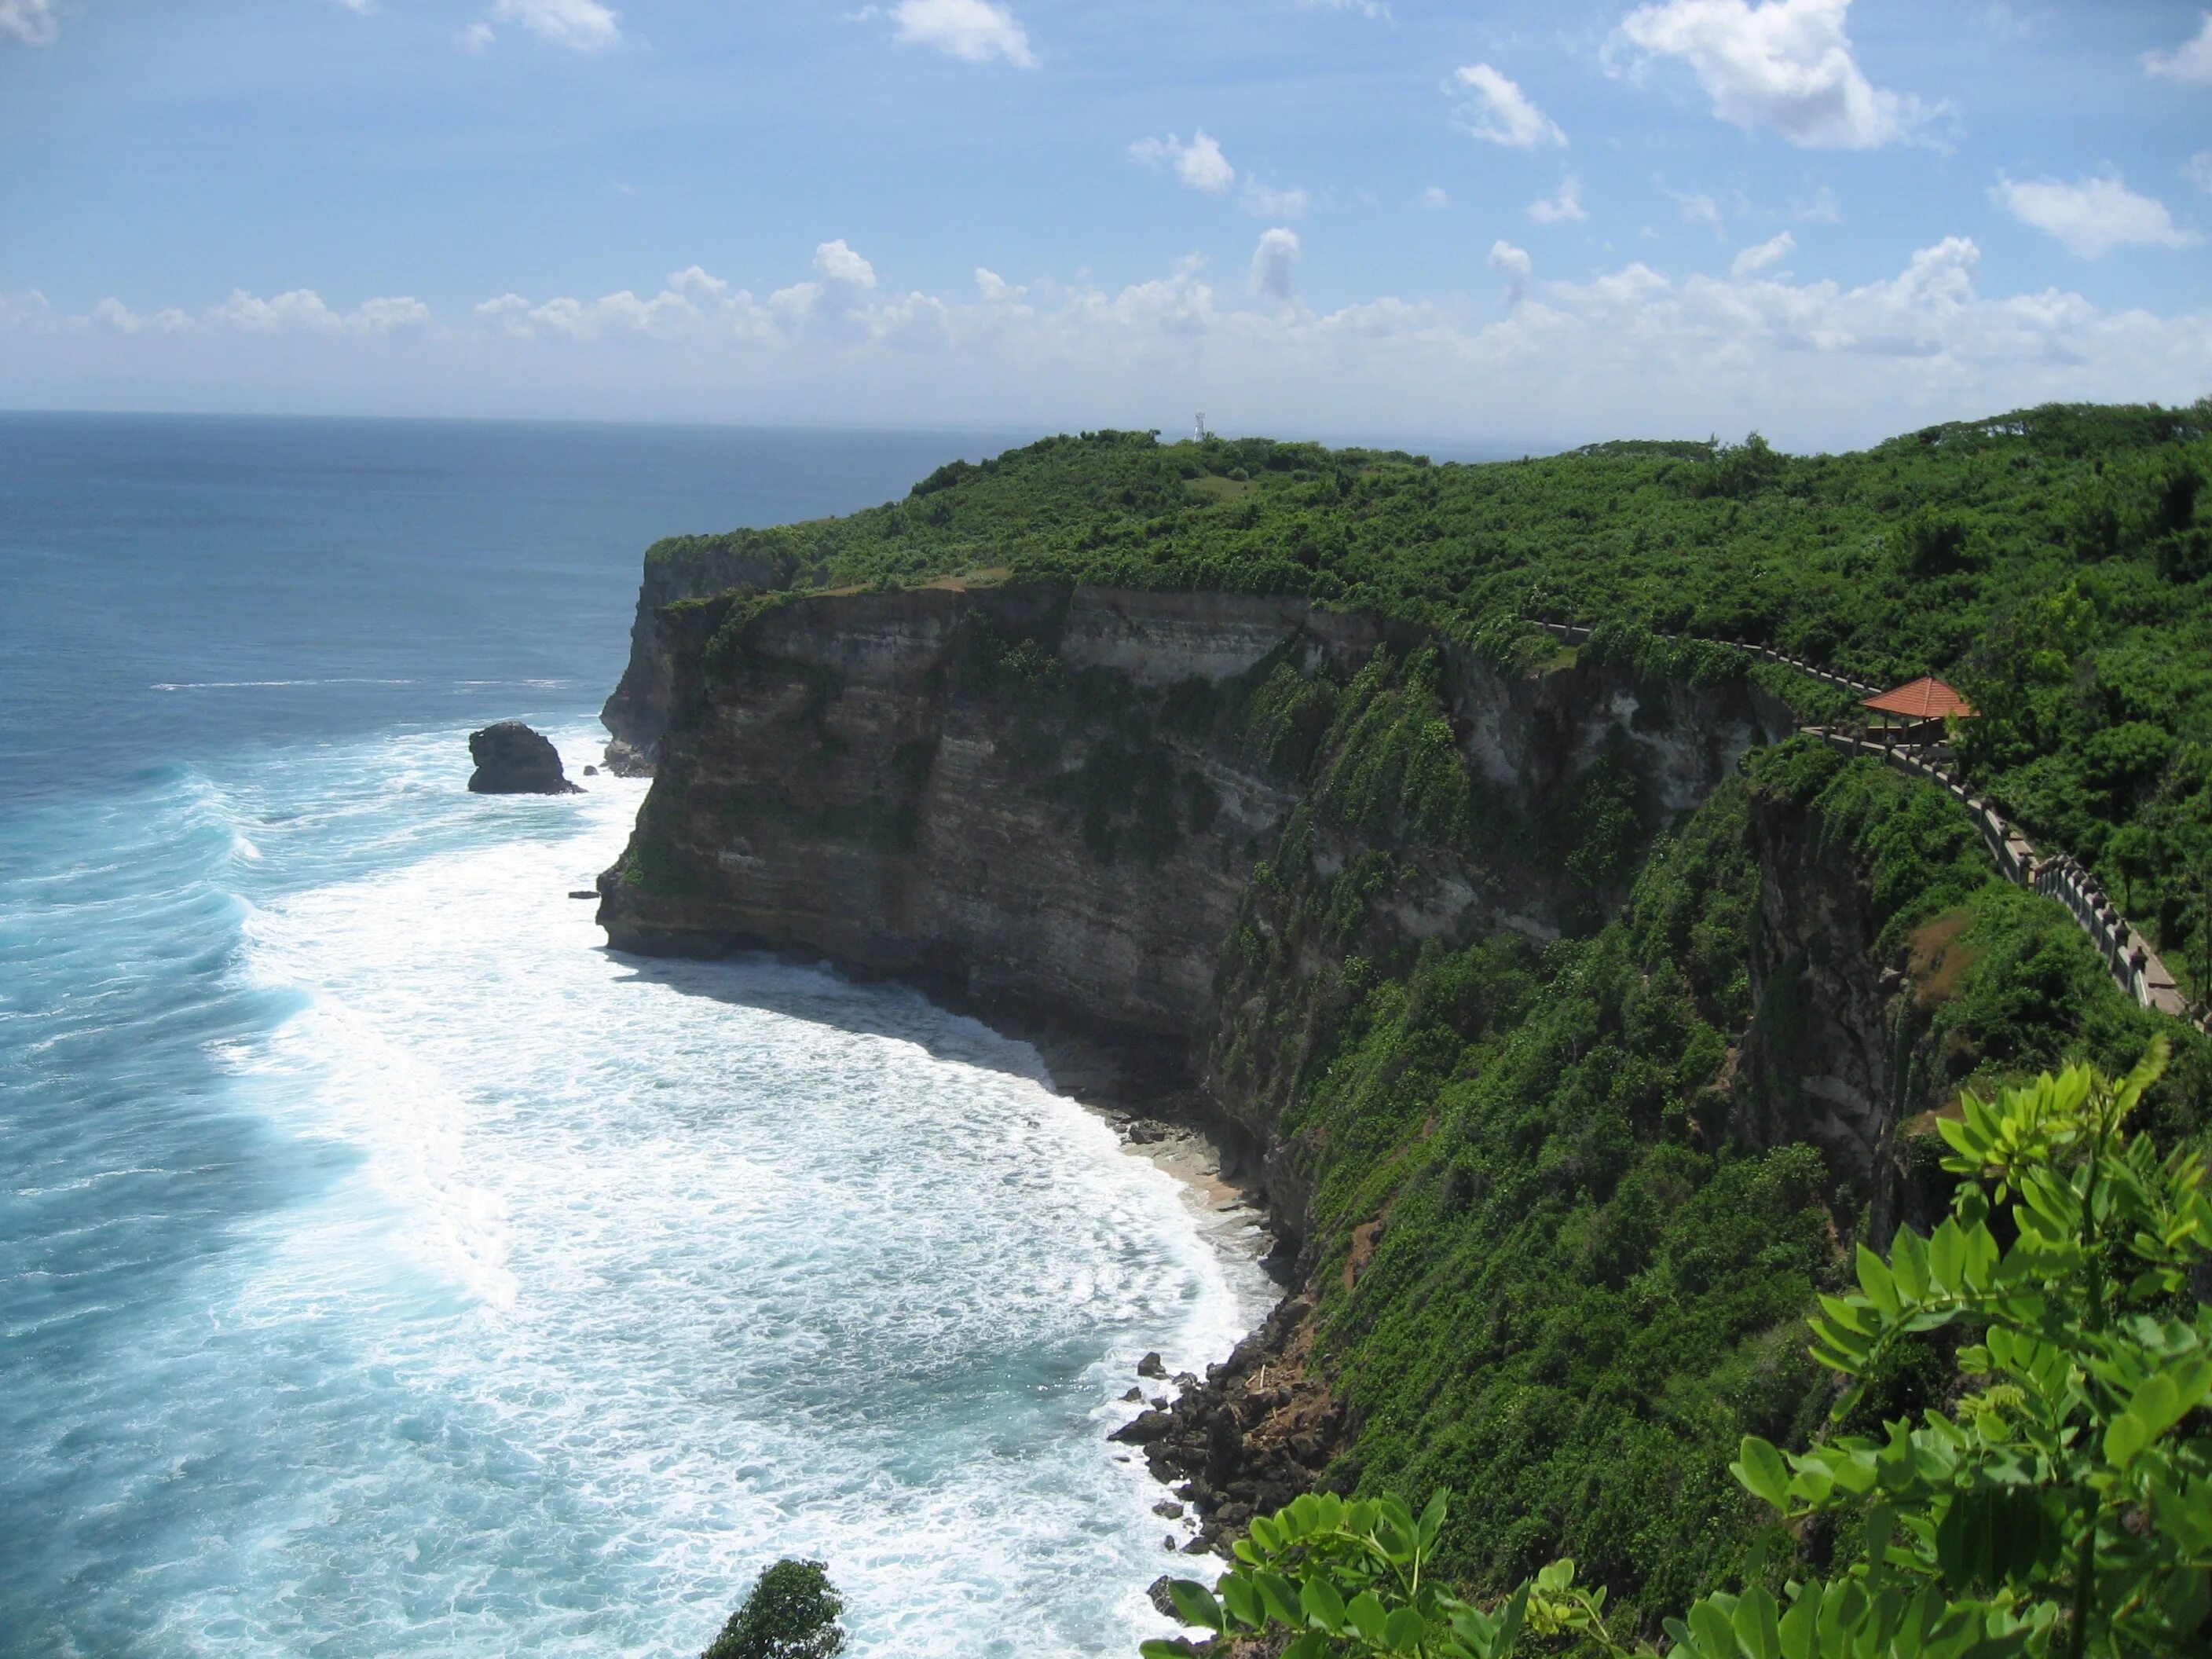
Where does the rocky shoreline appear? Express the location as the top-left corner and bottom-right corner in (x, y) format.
(976, 1016), (1338, 1562)
(969, 1013), (1324, 1557)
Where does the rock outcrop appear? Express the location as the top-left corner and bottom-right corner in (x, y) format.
(468, 722), (582, 795)
(602, 738), (654, 778)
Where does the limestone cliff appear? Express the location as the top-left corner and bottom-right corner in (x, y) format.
(600, 540), (800, 760)
(599, 582), (1796, 1237)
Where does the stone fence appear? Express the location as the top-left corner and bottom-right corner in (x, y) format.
(1531, 619), (2210, 1036)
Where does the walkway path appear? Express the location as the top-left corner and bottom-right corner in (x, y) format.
(1534, 621), (2210, 1037)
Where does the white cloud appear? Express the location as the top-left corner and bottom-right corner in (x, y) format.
(1611, 0), (1936, 149)
(1991, 172), (2201, 259)
(1528, 177), (1588, 224)
(488, 0), (621, 53)
(890, 0), (1035, 68)
(2188, 152), (2212, 196)
(459, 20), (495, 50)
(1731, 229), (1796, 275)
(1673, 189), (1726, 236)
(1419, 187), (1449, 211)
(210, 288), (430, 334)
(1452, 64), (1566, 148)
(813, 239), (878, 289)
(2143, 12), (2212, 85)
(90, 298), (193, 334)
(1130, 130), (1236, 195)
(331, 0), (379, 14)
(13, 240), (2212, 454)
(1241, 180), (1312, 218)
(1302, 0), (1390, 17)
(0, 0), (59, 44)
(1250, 228), (1300, 300)
(1489, 240), (1533, 306)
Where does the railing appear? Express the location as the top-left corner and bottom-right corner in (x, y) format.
(1531, 619), (2209, 1036)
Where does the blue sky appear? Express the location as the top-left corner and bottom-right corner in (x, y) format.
(2, 0), (2208, 449)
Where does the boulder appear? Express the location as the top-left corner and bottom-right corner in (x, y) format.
(602, 738), (654, 778)
(468, 722), (582, 795)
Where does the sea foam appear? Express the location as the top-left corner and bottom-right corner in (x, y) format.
(2, 722), (1273, 1657)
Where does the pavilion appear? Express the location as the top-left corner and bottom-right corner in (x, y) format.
(1860, 676), (1976, 746)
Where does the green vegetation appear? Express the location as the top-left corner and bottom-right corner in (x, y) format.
(1207, 735), (2199, 1635)
(1150, 1045), (2212, 1657)
(701, 1559), (845, 1659)
(665, 403), (2212, 1000)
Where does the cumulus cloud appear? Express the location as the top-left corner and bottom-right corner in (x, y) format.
(1452, 64), (1566, 148)
(1420, 187), (1449, 211)
(1731, 229), (1796, 275)
(1130, 130), (1236, 194)
(331, 0), (379, 14)
(1241, 180), (1312, 218)
(0, 0), (60, 44)
(1250, 228), (1300, 300)
(2143, 12), (2212, 85)
(1611, 0), (1936, 149)
(1529, 177), (1588, 224)
(210, 288), (430, 334)
(471, 244), (955, 352)
(1991, 172), (2201, 259)
(890, 0), (1035, 68)
(488, 0), (621, 52)
(89, 298), (193, 334)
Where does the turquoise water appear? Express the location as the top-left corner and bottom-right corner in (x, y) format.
(0, 416), (1274, 1657)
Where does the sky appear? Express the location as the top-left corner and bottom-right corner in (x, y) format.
(1, 0), (2209, 452)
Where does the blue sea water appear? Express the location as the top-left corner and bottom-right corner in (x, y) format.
(0, 415), (1275, 1657)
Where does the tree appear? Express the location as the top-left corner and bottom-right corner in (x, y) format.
(1146, 1044), (2212, 1658)
(1959, 584), (2095, 773)
(703, 1559), (847, 1659)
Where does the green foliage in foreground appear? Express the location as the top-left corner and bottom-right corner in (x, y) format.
(1150, 1045), (2212, 1658)
(701, 1559), (846, 1659)
(655, 401), (2212, 999)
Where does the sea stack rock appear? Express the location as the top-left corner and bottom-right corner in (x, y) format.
(467, 722), (582, 795)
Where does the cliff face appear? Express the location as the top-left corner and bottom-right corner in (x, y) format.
(601, 543), (795, 758)
(1733, 783), (1909, 1228)
(599, 582), (1800, 1233)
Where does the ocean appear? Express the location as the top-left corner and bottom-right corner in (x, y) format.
(0, 413), (1276, 1657)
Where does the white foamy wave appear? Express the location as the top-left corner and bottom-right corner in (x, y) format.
(137, 722), (1278, 1657)
(150, 678), (426, 690)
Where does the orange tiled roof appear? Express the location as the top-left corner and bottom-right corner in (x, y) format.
(1861, 676), (1976, 720)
